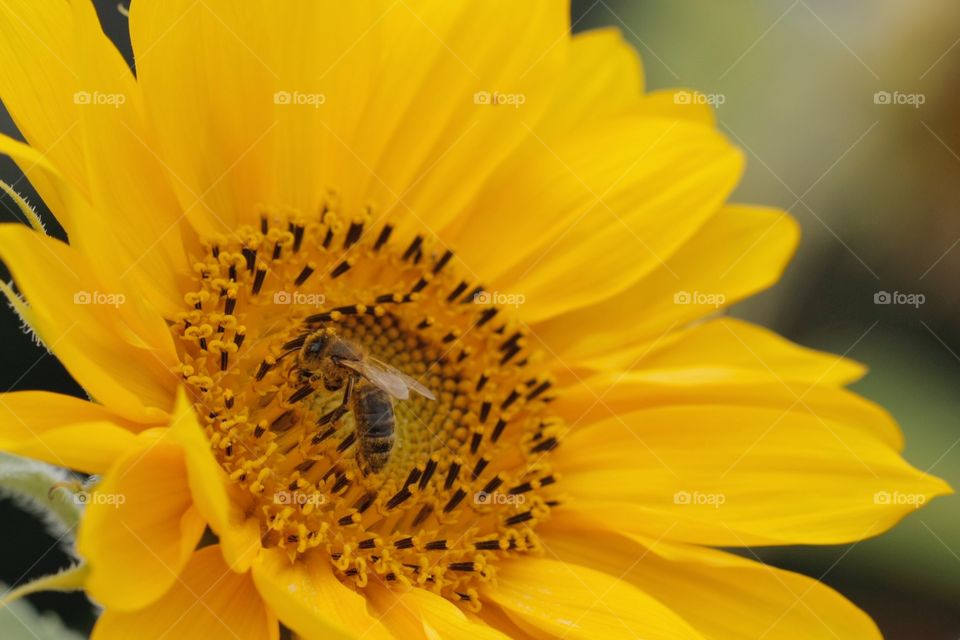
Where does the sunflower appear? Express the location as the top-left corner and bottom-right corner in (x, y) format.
(0, 1), (949, 639)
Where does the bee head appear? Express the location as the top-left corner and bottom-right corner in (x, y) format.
(306, 333), (327, 356)
(299, 331), (330, 367)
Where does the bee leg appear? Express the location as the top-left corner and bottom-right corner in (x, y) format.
(288, 381), (316, 403)
(316, 376), (355, 426)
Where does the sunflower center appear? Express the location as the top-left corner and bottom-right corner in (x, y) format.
(172, 206), (562, 604)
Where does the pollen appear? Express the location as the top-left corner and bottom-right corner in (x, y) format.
(173, 203), (563, 603)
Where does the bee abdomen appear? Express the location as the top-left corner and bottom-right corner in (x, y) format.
(360, 435), (394, 474)
(354, 384), (397, 474)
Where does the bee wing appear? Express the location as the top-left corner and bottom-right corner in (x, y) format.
(369, 358), (436, 401)
(401, 374), (436, 401)
(339, 359), (412, 400)
(342, 358), (437, 401)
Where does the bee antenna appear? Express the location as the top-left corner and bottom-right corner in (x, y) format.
(276, 347), (300, 362)
(281, 333), (309, 351)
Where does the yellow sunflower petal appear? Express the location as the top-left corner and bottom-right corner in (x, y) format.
(351, 0), (568, 236)
(0, 391), (141, 473)
(128, 0), (272, 234)
(541, 514), (881, 640)
(66, 0), (194, 316)
(129, 1), (388, 234)
(0, 224), (177, 421)
(251, 548), (390, 640)
(0, 1), (192, 314)
(553, 406), (951, 546)
(168, 389), (261, 571)
(92, 545), (277, 640)
(0, 0), (88, 199)
(471, 604), (542, 640)
(633, 316), (867, 384)
(452, 118), (742, 306)
(534, 27), (643, 140)
(485, 557), (703, 639)
(0, 133), (69, 229)
(129, 1), (567, 238)
(366, 583), (511, 640)
(532, 204), (798, 362)
(557, 375), (902, 449)
(635, 89), (718, 125)
(77, 435), (205, 611)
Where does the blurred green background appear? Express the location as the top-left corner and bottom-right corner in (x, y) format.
(0, 1), (958, 637)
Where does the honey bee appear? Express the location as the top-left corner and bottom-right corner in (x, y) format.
(295, 331), (435, 474)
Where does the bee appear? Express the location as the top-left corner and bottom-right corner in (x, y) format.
(295, 331), (435, 474)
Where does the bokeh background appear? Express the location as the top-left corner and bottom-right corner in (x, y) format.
(1, 1), (958, 638)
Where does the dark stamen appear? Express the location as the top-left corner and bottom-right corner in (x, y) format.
(354, 491), (377, 513)
(476, 307), (499, 327)
(471, 457), (489, 480)
(294, 265), (314, 286)
(470, 432), (482, 455)
(330, 260), (351, 278)
(501, 389), (520, 410)
(526, 381), (552, 401)
(288, 383), (315, 403)
(412, 504), (433, 527)
(444, 462), (460, 490)
(252, 267), (267, 294)
(446, 281), (468, 302)
(462, 286), (483, 304)
(433, 250), (453, 274)
(474, 540), (501, 551)
(312, 427), (336, 444)
(344, 221), (364, 249)
(385, 487), (412, 510)
(505, 511), (533, 526)
(374, 224), (393, 251)
(482, 476), (503, 494)
(336, 432), (357, 453)
(418, 459), (437, 490)
(292, 225), (305, 252)
(242, 248), (257, 271)
(402, 236), (423, 261)
(443, 489), (467, 513)
(530, 437), (559, 453)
